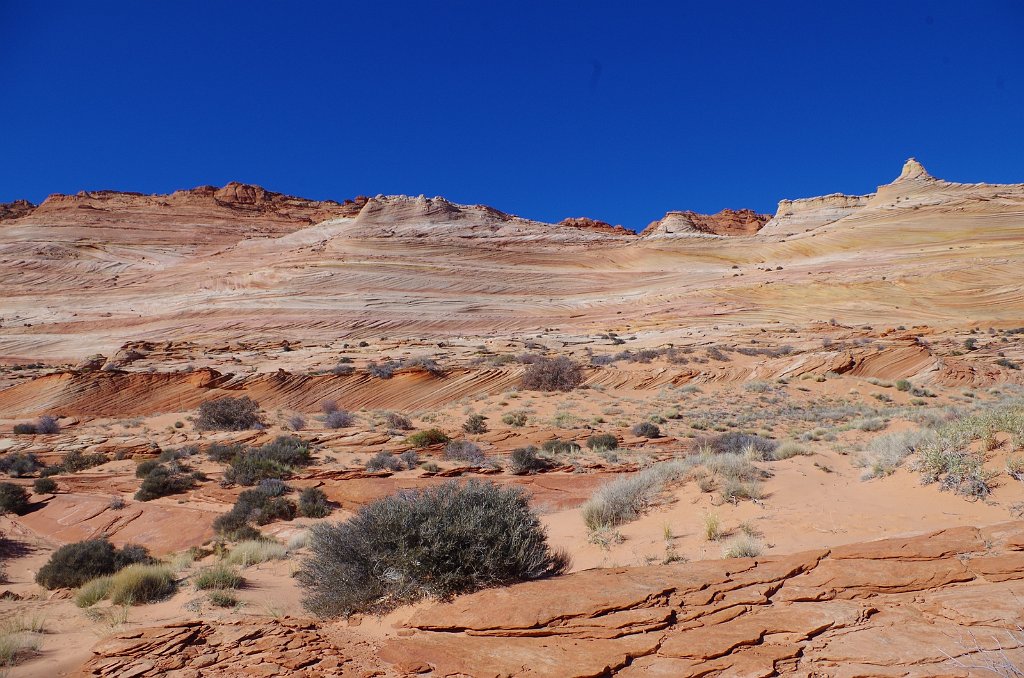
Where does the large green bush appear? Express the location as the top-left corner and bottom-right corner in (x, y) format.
(35, 538), (153, 589)
(297, 480), (568, 617)
(223, 436), (311, 486)
(196, 396), (262, 431)
(0, 483), (30, 515)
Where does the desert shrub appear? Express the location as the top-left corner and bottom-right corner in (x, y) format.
(324, 410), (354, 429)
(406, 429), (450, 448)
(35, 415), (60, 434)
(0, 483), (30, 515)
(462, 414), (488, 434)
(258, 478), (289, 496)
(702, 512), (722, 541)
(206, 442), (243, 463)
(771, 441), (808, 460)
(406, 356), (445, 376)
(60, 450), (108, 473)
(509, 446), (548, 475)
(208, 590), (240, 607)
(542, 439), (581, 455)
(226, 539), (287, 566)
(287, 414), (306, 431)
(158, 446), (196, 463)
(366, 452), (402, 472)
(298, 487), (332, 518)
(196, 396), (262, 431)
(586, 433), (619, 451)
(297, 480), (568, 617)
(193, 562), (244, 590)
(722, 534), (764, 559)
(224, 436), (311, 485)
(75, 576), (113, 608)
(331, 364), (355, 376)
(853, 416), (886, 432)
(632, 422), (662, 439)
(699, 432), (777, 457)
(35, 539), (152, 589)
(857, 429), (934, 479)
(135, 459), (160, 478)
(743, 381), (773, 393)
(501, 411), (528, 427)
(0, 453), (42, 478)
(895, 379), (912, 392)
(719, 477), (764, 504)
(445, 440), (486, 464)
(134, 464), (197, 501)
(367, 361), (401, 379)
(385, 413), (413, 430)
(32, 477), (57, 494)
(13, 423), (38, 435)
(213, 485), (297, 538)
(321, 400), (340, 414)
(399, 450), (419, 469)
(581, 460), (689, 530)
(521, 356), (585, 392)
(107, 563), (176, 605)
(997, 357), (1022, 370)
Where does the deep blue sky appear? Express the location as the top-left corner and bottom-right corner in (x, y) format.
(2, 1), (1022, 230)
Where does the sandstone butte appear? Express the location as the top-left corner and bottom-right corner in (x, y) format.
(0, 158), (1023, 676)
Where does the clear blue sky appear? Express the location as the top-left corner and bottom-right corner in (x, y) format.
(2, 1), (1022, 230)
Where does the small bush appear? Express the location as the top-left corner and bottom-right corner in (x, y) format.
(135, 459), (160, 478)
(541, 439), (581, 455)
(699, 432), (777, 457)
(722, 534), (764, 559)
(445, 440), (486, 464)
(462, 414), (488, 434)
(385, 413), (413, 430)
(75, 576), (113, 608)
(213, 485), (297, 538)
(324, 410), (354, 429)
(226, 539), (287, 567)
(298, 487), (332, 518)
(895, 379), (912, 392)
(206, 442), (243, 463)
(407, 429), (450, 448)
(287, 414), (306, 431)
(35, 539), (152, 589)
(193, 562), (244, 590)
(12, 423), (37, 435)
(521, 356), (585, 392)
(208, 590), (239, 607)
(224, 436), (311, 486)
(632, 422), (662, 439)
(0, 452), (42, 478)
(502, 411), (528, 427)
(366, 452), (401, 472)
(772, 441), (808, 460)
(853, 416), (886, 432)
(60, 450), (108, 473)
(509, 446), (547, 475)
(367, 361), (400, 379)
(586, 433), (619, 451)
(35, 415), (60, 434)
(32, 477), (57, 494)
(107, 563), (176, 605)
(196, 396), (262, 431)
(702, 512), (722, 541)
(0, 483), (30, 515)
(297, 480), (568, 617)
(134, 464), (197, 501)
(399, 450), (419, 469)
(581, 461), (689, 530)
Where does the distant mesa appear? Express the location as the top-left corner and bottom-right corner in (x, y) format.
(558, 217), (632, 236)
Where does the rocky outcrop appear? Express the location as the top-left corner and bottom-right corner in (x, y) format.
(558, 217), (634, 236)
(379, 523), (1024, 677)
(759, 192), (872, 236)
(0, 199), (36, 221)
(78, 522), (1024, 676)
(78, 617), (359, 677)
(641, 209), (771, 238)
